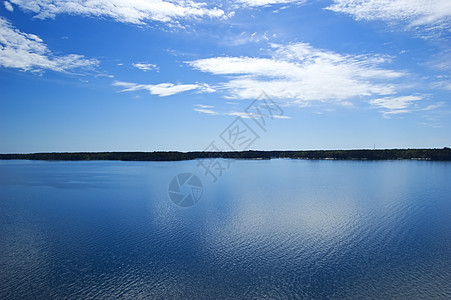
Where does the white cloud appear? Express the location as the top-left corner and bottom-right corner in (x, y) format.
(4, 1), (13, 12)
(113, 81), (215, 97)
(370, 95), (425, 117)
(187, 42), (404, 105)
(420, 101), (445, 111)
(194, 104), (214, 108)
(0, 17), (98, 72)
(428, 49), (451, 72)
(381, 109), (410, 118)
(370, 95), (423, 110)
(370, 95), (448, 118)
(193, 107), (220, 115)
(194, 105), (291, 119)
(224, 31), (271, 46)
(433, 80), (451, 90)
(132, 62), (158, 71)
(234, 0), (305, 7)
(326, 0), (451, 31)
(9, 0), (225, 24)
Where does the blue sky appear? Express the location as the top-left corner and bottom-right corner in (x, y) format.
(0, 0), (450, 153)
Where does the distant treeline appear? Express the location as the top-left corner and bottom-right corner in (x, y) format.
(1, 148), (451, 161)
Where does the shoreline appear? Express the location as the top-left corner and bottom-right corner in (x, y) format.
(1, 148), (450, 161)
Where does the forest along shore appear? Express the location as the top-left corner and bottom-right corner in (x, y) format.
(1, 148), (451, 161)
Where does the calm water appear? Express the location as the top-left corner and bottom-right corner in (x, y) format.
(0, 159), (450, 299)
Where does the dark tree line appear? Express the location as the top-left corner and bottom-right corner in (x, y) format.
(1, 148), (450, 161)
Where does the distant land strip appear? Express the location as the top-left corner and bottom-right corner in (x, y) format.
(1, 148), (451, 161)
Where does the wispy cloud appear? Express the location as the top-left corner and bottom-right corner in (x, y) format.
(419, 105), (450, 128)
(187, 42), (404, 106)
(326, 0), (451, 34)
(224, 31), (271, 46)
(132, 63), (158, 72)
(420, 101), (445, 111)
(369, 95), (425, 118)
(113, 81), (215, 97)
(380, 109), (410, 118)
(427, 49), (451, 72)
(194, 104), (214, 109)
(370, 95), (423, 110)
(194, 104), (291, 119)
(193, 107), (220, 115)
(370, 95), (448, 118)
(432, 80), (451, 91)
(9, 0), (225, 25)
(0, 17), (98, 72)
(234, 0), (305, 8)
(4, 1), (13, 12)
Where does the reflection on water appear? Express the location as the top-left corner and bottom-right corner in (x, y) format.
(0, 159), (450, 299)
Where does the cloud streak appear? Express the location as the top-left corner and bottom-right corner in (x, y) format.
(421, 101), (445, 111)
(0, 17), (97, 72)
(132, 63), (158, 72)
(113, 81), (215, 97)
(326, 0), (451, 33)
(234, 0), (305, 7)
(9, 0), (225, 25)
(370, 95), (424, 110)
(193, 104), (291, 119)
(369, 95), (425, 118)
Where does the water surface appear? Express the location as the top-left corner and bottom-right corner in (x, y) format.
(0, 159), (450, 299)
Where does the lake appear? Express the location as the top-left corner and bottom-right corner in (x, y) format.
(0, 159), (450, 299)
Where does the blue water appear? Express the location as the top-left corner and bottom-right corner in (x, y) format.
(0, 159), (450, 299)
